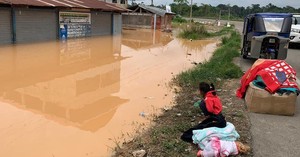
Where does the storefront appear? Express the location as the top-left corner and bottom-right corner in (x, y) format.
(0, 0), (126, 44)
(59, 12), (92, 39)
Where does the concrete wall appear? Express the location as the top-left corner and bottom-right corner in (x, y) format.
(122, 13), (153, 29)
(122, 13), (173, 30)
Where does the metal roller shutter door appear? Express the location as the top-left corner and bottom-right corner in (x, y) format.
(91, 12), (112, 36)
(0, 8), (12, 44)
(15, 8), (57, 43)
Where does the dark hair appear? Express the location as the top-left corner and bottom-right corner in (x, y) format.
(199, 82), (216, 97)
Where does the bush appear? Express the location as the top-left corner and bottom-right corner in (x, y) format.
(172, 15), (187, 23)
(221, 36), (229, 45)
(179, 24), (235, 40)
(179, 25), (210, 40)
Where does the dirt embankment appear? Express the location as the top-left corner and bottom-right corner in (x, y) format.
(114, 78), (253, 157)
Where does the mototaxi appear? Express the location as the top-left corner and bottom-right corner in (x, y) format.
(241, 13), (293, 59)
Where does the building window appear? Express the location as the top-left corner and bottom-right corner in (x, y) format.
(112, 0), (117, 3)
(120, 0), (126, 4)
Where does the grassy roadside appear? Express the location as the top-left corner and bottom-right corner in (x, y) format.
(172, 16), (234, 40)
(178, 24), (233, 40)
(114, 30), (252, 157)
(176, 30), (242, 87)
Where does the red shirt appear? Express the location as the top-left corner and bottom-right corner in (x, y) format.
(204, 91), (222, 115)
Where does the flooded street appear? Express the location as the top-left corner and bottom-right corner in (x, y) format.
(0, 29), (217, 157)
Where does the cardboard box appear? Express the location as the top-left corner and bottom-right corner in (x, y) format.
(245, 82), (297, 116)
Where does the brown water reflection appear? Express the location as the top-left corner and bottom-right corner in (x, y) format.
(122, 29), (173, 50)
(0, 37), (128, 132)
(0, 29), (217, 157)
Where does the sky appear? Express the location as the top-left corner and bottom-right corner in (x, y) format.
(134, 0), (300, 8)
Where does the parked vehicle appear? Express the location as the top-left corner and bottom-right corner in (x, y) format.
(290, 14), (300, 45)
(241, 13), (293, 59)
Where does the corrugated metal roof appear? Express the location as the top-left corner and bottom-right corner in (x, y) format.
(129, 4), (175, 16)
(0, 0), (128, 12)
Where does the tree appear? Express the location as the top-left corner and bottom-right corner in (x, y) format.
(174, 0), (189, 15)
(283, 6), (296, 13)
(167, 2), (299, 20)
(265, 3), (281, 12)
(251, 4), (262, 13)
(231, 5), (242, 19)
(174, 0), (188, 4)
(217, 4), (228, 10)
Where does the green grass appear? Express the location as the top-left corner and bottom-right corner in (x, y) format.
(176, 30), (243, 88)
(179, 24), (210, 40)
(172, 15), (188, 23)
(178, 24), (234, 40)
(149, 120), (194, 154)
(212, 26), (233, 36)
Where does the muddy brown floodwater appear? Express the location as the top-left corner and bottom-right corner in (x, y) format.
(0, 29), (217, 157)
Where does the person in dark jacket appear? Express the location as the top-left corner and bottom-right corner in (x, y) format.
(181, 82), (227, 143)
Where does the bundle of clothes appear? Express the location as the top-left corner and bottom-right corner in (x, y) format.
(236, 59), (300, 98)
(181, 82), (250, 157)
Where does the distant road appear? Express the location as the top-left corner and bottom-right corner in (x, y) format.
(189, 17), (300, 77)
(186, 17), (244, 32)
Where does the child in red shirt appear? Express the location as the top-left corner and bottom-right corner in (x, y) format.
(181, 82), (226, 143)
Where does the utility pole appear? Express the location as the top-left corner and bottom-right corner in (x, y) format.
(228, 8), (230, 21)
(227, 8), (231, 27)
(190, 0), (193, 19)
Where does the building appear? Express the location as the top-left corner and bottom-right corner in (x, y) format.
(122, 4), (175, 30)
(102, 0), (128, 8)
(0, 0), (127, 45)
